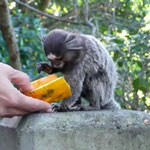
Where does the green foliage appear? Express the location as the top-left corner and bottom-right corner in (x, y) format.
(104, 30), (150, 111)
(0, 0), (150, 111)
(0, 9), (48, 80)
(0, 34), (9, 63)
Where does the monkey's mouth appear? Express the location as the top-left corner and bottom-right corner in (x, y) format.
(52, 61), (65, 69)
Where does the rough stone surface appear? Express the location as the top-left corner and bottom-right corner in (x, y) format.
(0, 110), (150, 150)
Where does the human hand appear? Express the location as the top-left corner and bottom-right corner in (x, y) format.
(0, 63), (53, 118)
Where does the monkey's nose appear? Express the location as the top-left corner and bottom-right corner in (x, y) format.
(54, 61), (61, 66)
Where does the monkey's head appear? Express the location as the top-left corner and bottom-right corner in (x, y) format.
(41, 29), (86, 72)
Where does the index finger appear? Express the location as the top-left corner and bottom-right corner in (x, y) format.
(16, 92), (53, 113)
(9, 70), (34, 92)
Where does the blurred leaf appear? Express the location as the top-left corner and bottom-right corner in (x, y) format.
(132, 78), (140, 91)
(118, 60), (123, 67)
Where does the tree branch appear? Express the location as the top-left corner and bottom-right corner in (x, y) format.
(115, 92), (136, 110)
(74, 0), (79, 21)
(0, 0), (21, 70)
(14, 0), (89, 27)
(84, 0), (96, 35)
(38, 0), (50, 12)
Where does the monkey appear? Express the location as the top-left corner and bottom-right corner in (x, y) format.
(37, 29), (121, 112)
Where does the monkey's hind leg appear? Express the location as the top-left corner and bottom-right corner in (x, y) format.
(101, 99), (121, 110)
(80, 105), (100, 111)
(81, 85), (101, 111)
(66, 97), (99, 111)
(51, 96), (83, 112)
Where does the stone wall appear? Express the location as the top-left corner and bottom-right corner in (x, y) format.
(0, 110), (150, 150)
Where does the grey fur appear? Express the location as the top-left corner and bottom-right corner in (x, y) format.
(38, 29), (121, 111)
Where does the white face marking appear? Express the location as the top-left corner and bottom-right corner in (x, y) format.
(47, 53), (57, 60)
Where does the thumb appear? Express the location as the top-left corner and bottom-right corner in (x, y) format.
(9, 69), (33, 92)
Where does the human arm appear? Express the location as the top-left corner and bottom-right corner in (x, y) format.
(0, 63), (52, 117)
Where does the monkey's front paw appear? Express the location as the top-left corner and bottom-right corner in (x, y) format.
(36, 62), (52, 74)
(68, 105), (82, 111)
(52, 103), (83, 112)
(51, 103), (62, 112)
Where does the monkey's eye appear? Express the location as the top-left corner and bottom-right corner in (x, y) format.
(52, 60), (64, 69)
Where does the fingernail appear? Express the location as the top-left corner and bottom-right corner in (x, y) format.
(46, 108), (54, 113)
(30, 85), (34, 90)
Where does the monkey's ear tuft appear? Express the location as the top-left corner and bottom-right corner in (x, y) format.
(65, 32), (77, 43)
(65, 33), (83, 51)
(64, 50), (85, 63)
(63, 50), (79, 62)
(41, 35), (47, 43)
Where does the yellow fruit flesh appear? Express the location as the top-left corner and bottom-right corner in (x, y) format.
(31, 74), (58, 89)
(24, 74), (72, 103)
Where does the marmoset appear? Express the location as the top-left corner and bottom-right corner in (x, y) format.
(37, 29), (121, 111)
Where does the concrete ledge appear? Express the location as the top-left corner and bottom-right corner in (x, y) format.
(0, 110), (150, 150)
